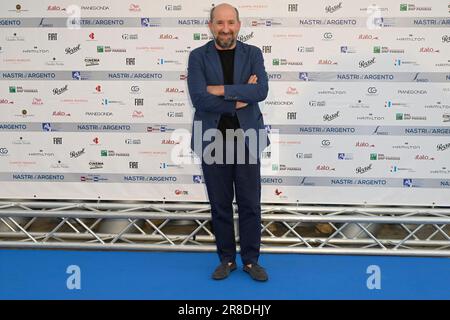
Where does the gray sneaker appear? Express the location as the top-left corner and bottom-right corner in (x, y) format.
(243, 263), (268, 282)
(212, 262), (237, 280)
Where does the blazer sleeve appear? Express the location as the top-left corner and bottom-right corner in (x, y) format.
(187, 50), (236, 114)
(223, 47), (269, 104)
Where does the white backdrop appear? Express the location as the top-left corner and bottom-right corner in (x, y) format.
(0, 0), (450, 205)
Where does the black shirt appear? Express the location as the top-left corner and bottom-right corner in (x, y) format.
(216, 48), (240, 137)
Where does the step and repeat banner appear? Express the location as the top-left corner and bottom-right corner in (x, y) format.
(0, 0), (450, 205)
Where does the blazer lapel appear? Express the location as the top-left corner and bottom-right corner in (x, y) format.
(205, 41), (224, 84)
(233, 41), (246, 85)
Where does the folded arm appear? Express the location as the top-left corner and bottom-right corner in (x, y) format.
(223, 49), (269, 103)
(187, 51), (236, 114)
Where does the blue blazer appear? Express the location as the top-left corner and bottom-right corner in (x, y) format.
(187, 40), (270, 160)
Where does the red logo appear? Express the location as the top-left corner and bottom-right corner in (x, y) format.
(129, 4), (141, 12)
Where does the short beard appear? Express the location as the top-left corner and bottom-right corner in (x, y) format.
(214, 35), (236, 50)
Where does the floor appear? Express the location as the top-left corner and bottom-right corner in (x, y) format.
(1, 250), (449, 299)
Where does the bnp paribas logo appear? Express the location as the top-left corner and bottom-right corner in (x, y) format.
(193, 33), (210, 40)
(400, 4), (408, 11)
(370, 153), (378, 160)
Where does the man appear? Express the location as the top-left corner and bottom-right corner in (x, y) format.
(187, 3), (269, 281)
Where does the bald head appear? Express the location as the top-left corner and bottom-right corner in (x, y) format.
(208, 3), (241, 50)
(210, 3), (240, 23)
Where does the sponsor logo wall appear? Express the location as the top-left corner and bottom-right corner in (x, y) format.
(0, 0), (449, 205)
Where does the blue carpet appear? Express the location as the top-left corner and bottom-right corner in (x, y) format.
(0, 249), (449, 299)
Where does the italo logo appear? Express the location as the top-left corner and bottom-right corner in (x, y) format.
(52, 111), (70, 117)
(318, 59), (337, 65)
(420, 47), (440, 53)
(165, 88), (184, 93)
(356, 142), (375, 148)
(358, 34), (379, 40)
(161, 139), (179, 145)
(316, 165), (335, 171)
(415, 154), (435, 160)
(160, 34), (178, 39)
(47, 5), (66, 11)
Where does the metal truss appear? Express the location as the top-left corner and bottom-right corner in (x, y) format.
(0, 200), (450, 256)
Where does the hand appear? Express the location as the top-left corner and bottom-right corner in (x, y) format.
(247, 74), (258, 84)
(206, 85), (224, 96)
(235, 75), (257, 109)
(236, 101), (248, 109)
